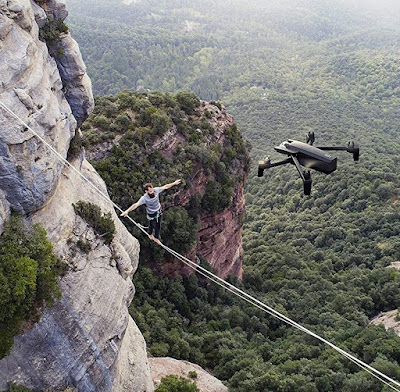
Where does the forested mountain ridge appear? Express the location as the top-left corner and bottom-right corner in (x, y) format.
(67, 0), (400, 391)
(79, 90), (250, 278)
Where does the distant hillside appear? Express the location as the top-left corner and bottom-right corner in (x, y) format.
(67, 0), (400, 97)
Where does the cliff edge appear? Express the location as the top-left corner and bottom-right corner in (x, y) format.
(84, 94), (250, 280)
(0, 0), (153, 390)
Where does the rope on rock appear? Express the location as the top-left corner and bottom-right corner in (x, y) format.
(1, 100), (399, 392)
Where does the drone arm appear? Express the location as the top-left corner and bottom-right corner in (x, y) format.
(258, 157), (292, 177)
(317, 146), (347, 151)
(317, 143), (359, 161)
(259, 157), (292, 168)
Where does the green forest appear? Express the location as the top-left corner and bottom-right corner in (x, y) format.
(67, 0), (400, 390)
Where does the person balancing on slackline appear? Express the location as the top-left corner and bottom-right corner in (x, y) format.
(120, 179), (182, 245)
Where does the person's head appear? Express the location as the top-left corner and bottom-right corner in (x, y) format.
(143, 183), (155, 198)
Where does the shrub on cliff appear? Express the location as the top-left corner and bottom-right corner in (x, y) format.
(155, 375), (200, 392)
(162, 207), (199, 254)
(72, 201), (116, 245)
(201, 178), (232, 213)
(0, 214), (63, 358)
(39, 18), (69, 47)
(6, 382), (33, 391)
(176, 91), (201, 115)
(222, 124), (251, 170)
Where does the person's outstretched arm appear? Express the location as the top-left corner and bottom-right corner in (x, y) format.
(120, 202), (140, 217)
(161, 179), (182, 190)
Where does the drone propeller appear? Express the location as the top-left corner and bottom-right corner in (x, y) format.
(306, 131), (315, 145)
(347, 141), (359, 161)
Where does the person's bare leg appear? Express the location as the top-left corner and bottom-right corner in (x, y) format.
(153, 237), (162, 245)
(148, 234), (155, 241)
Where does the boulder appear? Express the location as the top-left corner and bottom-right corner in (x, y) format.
(149, 357), (228, 392)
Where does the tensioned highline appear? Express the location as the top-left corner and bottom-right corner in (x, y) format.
(1, 99), (399, 392)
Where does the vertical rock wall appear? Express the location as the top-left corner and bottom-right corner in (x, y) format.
(0, 159), (154, 391)
(0, 1), (153, 390)
(0, 0), (76, 216)
(39, 0), (94, 128)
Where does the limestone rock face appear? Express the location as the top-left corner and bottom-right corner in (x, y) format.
(0, 189), (10, 229)
(0, 0), (77, 215)
(0, 1), (153, 390)
(39, 0), (94, 127)
(149, 357), (228, 392)
(39, 0), (68, 21)
(370, 310), (400, 335)
(52, 33), (94, 128)
(0, 159), (154, 392)
(370, 264), (400, 336)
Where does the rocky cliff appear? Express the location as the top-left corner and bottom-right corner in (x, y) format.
(0, 0), (74, 219)
(149, 357), (228, 392)
(0, 158), (153, 391)
(370, 263), (400, 336)
(0, 0), (152, 390)
(0, 1), (247, 390)
(160, 102), (247, 279)
(84, 96), (250, 280)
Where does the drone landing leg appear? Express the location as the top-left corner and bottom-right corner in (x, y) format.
(303, 171), (312, 195)
(292, 155), (312, 195)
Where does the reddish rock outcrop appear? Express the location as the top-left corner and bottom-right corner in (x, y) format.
(158, 102), (247, 279)
(85, 99), (249, 280)
(162, 157), (246, 279)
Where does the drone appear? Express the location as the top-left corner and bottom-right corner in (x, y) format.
(258, 132), (359, 195)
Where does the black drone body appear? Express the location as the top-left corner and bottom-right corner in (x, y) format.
(258, 132), (359, 195)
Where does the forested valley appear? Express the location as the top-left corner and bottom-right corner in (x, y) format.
(67, 0), (400, 390)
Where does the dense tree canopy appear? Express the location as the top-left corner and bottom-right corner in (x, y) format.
(68, 0), (400, 390)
